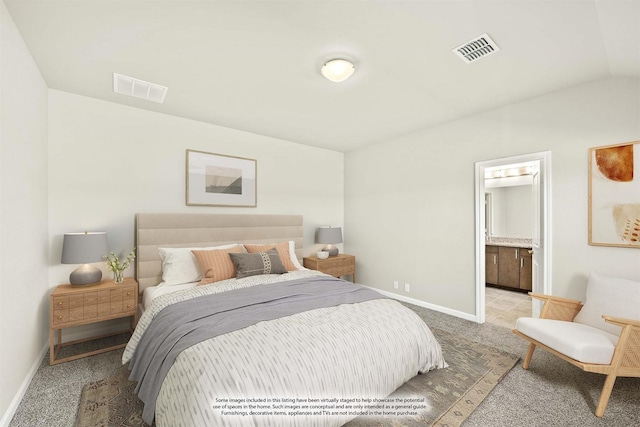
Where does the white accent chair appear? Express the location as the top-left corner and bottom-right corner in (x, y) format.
(513, 272), (640, 417)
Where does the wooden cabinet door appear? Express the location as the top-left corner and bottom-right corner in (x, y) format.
(519, 249), (532, 291)
(485, 246), (498, 285)
(498, 247), (520, 289)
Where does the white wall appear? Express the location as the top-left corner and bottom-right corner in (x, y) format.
(2, 41), (344, 423)
(487, 185), (533, 238)
(345, 77), (640, 314)
(0, 2), (49, 424)
(48, 89), (344, 289)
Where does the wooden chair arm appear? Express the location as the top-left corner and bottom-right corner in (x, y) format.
(529, 292), (583, 321)
(606, 316), (640, 371)
(603, 315), (640, 329)
(528, 292), (582, 305)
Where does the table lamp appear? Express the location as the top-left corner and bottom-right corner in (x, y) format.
(61, 232), (109, 286)
(316, 226), (343, 257)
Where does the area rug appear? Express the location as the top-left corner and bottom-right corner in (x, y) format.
(75, 329), (518, 427)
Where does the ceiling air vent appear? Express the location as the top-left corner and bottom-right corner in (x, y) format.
(113, 73), (168, 104)
(452, 33), (500, 64)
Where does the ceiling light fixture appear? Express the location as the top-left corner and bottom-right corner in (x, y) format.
(321, 59), (355, 82)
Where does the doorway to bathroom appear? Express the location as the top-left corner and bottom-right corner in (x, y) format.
(474, 151), (552, 324)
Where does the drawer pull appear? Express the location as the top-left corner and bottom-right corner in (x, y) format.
(57, 315), (63, 320)
(58, 302), (63, 306)
(126, 292), (131, 296)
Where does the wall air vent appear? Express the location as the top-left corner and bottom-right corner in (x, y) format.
(113, 73), (168, 104)
(452, 33), (500, 64)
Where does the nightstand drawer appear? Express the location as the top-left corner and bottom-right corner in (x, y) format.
(110, 298), (136, 315)
(324, 259), (353, 269)
(339, 265), (354, 275)
(123, 287), (136, 300)
(53, 296), (68, 310)
(303, 254), (356, 283)
(123, 298), (135, 312)
(52, 310), (69, 325)
(111, 286), (136, 302)
(323, 265), (354, 276)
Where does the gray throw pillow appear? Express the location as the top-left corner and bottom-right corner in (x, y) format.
(229, 248), (287, 278)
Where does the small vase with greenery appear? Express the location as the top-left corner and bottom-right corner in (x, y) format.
(104, 247), (136, 284)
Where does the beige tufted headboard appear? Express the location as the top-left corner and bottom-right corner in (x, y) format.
(135, 213), (303, 293)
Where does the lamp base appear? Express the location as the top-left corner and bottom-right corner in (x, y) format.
(69, 264), (102, 286)
(322, 246), (339, 257)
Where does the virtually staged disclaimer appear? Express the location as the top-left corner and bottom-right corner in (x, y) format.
(211, 396), (428, 418)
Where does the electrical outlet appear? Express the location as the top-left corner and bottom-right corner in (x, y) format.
(404, 283), (410, 292)
(393, 280), (399, 289)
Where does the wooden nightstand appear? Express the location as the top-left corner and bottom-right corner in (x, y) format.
(303, 254), (356, 283)
(49, 277), (138, 365)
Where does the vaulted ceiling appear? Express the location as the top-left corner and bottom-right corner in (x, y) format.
(5, 0), (640, 152)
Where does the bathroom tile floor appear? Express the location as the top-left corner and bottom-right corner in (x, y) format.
(485, 286), (532, 329)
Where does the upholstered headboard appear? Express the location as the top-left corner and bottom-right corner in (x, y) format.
(135, 213), (303, 292)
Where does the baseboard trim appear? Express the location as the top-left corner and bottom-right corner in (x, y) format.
(361, 285), (479, 322)
(0, 341), (48, 427)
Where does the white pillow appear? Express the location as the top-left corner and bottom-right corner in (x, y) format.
(158, 244), (242, 287)
(573, 272), (640, 336)
(288, 240), (304, 270)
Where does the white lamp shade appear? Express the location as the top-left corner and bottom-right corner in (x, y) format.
(61, 232), (109, 264)
(321, 59), (355, 82)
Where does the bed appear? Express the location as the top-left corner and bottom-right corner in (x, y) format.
(123, 213), (446, 427)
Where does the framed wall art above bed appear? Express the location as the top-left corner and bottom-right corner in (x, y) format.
(589, 140), (640, 248)
(186, 149), (257, 207)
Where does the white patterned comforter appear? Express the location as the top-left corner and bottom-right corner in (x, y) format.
(123, 270), (446, 427)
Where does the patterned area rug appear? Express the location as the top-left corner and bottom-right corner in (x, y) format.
(75, 328), (518, 427)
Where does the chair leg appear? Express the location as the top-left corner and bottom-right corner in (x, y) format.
(595, 374), (617, 417)
(522, 343), (536, 369)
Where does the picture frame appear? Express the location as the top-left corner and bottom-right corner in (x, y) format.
(589, 141), (640, 248)
(186, 149), (257, 207)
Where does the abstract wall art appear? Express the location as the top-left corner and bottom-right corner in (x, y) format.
(186, 149), (257, 207)
(589, 141), (640, 248)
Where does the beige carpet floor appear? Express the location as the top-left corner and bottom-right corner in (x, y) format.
(8, 302), (640, 427)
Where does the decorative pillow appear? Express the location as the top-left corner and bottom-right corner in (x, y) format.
(192, 246), (244, 286)
(573, 272), (640, 336)
(243, 241), (299, 271)
(229, 249), (287, 279)
(158, 244), (241, 287)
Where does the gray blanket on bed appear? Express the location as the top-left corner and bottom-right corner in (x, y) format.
(127, 275), (385, 424)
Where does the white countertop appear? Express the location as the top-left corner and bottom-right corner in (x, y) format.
(485, 237), (533, 248)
